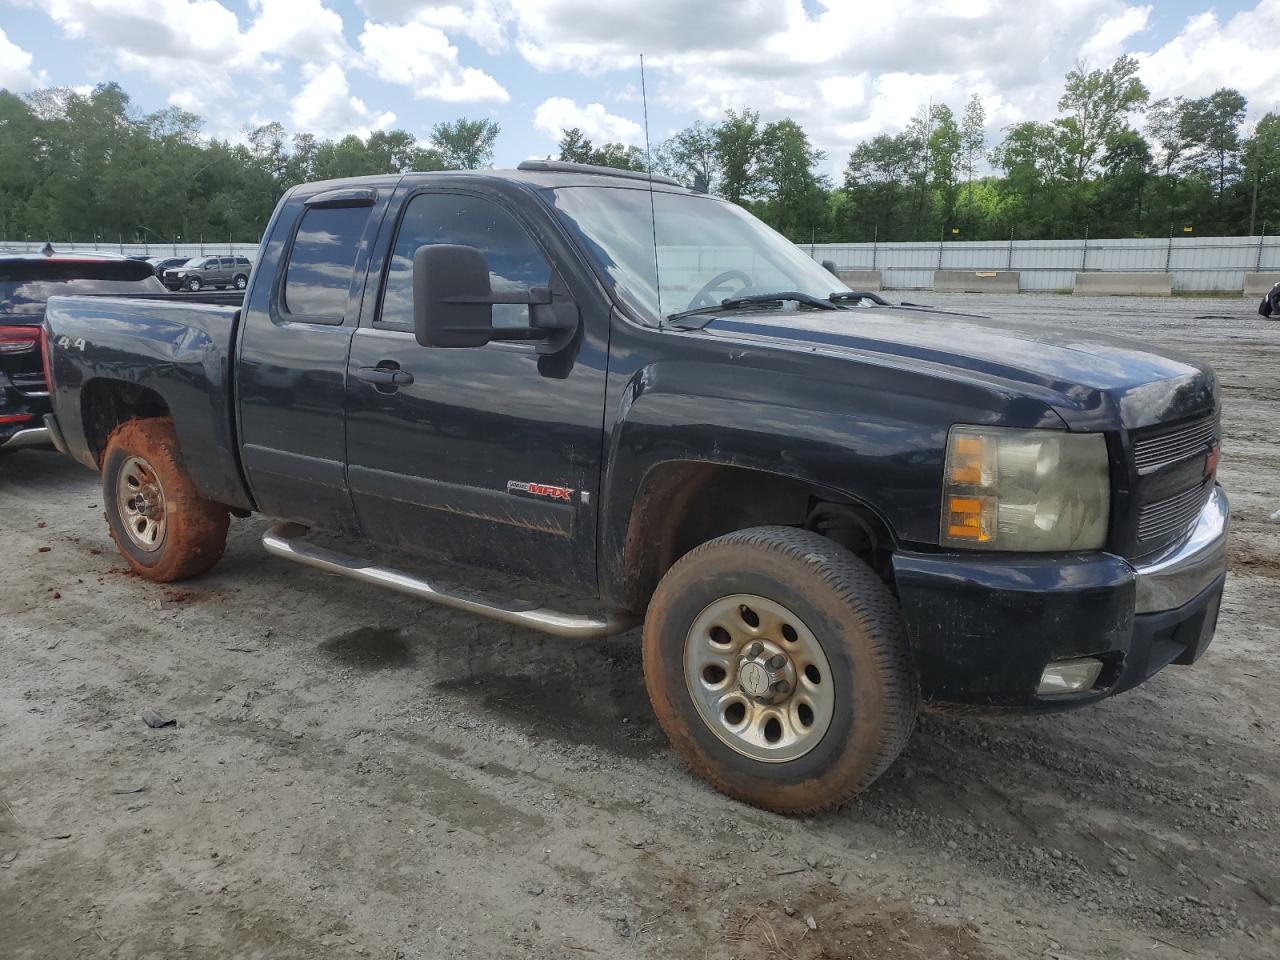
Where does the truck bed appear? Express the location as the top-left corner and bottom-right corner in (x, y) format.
(43, 293), (253, 510)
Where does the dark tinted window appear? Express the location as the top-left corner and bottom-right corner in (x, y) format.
(236, 257), (251, 265)
(220, 258), (234, 268)
(284, 205), (369, 321)
(379, 193), (551, 331)
(0, 260), (165, 316)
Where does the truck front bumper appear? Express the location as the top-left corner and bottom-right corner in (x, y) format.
(892, 485), (1229, 708)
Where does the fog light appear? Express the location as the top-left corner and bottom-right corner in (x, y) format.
(1037, 657), (1104, 696)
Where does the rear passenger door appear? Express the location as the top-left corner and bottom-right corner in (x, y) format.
(236, 190), (388, 533)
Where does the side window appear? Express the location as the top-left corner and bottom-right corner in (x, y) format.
(284, 205), (370, 323)
(379, 192), (551, 332)
(220, 258), (234, 268)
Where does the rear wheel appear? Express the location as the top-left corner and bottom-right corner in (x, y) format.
(101, 417), (229, 582)
(233, 274), (248, 290)
(643, 526), (917, 814)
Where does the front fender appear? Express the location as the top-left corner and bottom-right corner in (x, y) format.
(597, 354), (1065, 608)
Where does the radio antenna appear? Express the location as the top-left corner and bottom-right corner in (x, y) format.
(640, 54), (663, 323)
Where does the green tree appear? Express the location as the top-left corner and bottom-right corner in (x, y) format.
(1178, 88), (1247, 226)
(430, 118), (500, 169)
(928, 103), (962, 231)
(1096, 129), (1153, 234)
(843, 132), (915, 239)
(714, 109), (766, 204)
(555, 127), (645, 170)
(757, 118), (829, 237)
(960, 95), (986, 224)
(655, 121), (718, 190)
(1056, 55), (1149, 185)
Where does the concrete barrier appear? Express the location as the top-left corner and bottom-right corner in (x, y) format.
(933, 270), (1020, 293)
(1073, 272), (1173, 296)
(836, 269), (882, 291)
(1244, 272), (1280, 296)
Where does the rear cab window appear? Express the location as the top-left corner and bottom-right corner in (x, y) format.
(283, 205), (370, 323)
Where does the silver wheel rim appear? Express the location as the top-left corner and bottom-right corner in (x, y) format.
(235, 276), (246, 288)
(116, 455), (167, 552)
(683, 594), (836, 763)
(189, 278), (200, 290)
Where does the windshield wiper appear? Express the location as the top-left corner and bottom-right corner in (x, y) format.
(666, 291), (839, 324)
(830, 290), (889, 306)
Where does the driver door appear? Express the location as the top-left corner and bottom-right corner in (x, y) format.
(343, 188), (608, 590)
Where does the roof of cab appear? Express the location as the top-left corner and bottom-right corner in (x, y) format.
(289, 161), (699, 199)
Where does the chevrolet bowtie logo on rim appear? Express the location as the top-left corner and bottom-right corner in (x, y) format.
(506, 480), (576, 503)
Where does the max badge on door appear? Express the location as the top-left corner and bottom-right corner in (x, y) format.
(506, 480), (583, 504)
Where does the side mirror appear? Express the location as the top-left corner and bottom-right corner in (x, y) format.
(413, 244), (495, 348)
(822, 259), (839, 277)
(413, 243), (579, 351)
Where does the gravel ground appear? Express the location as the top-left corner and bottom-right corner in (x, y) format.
(2, 293), (1278, 960)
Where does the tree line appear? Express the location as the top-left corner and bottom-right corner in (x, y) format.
(2, 59), (1278, 246)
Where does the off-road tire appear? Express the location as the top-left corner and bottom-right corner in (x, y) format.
(101, 417), (229, 582)
(643, 526), (918, 814)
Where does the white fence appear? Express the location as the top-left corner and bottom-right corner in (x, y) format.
(2, 239), (261, 259)
(808, 235), (1280, 292)
(6, 234), (1279, 293)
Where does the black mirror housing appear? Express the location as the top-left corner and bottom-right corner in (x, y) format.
(822, 259), (839, 276)
(413, 244), (494, 348)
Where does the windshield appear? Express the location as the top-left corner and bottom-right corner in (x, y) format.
(547, 186), (849, 322)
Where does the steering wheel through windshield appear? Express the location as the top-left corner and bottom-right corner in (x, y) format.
(687, 270), (752, 310)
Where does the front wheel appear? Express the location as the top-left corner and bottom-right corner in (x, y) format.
(101, 417), (229, 582)
(643, 526), (918, 814)
(185, 276), (202, 292)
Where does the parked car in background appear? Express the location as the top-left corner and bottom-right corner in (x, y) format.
(148, 256), (188, 278)
(1, 247), (165, 453)
(161, 255), (252, 292)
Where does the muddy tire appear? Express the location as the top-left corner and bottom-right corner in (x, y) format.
(101, 417), (229, 582)
(643, 526), (917, 814)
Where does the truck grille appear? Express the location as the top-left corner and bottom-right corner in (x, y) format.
(1133, 415), (1218, 473)
(1130, 412), (1218, 555)
(1137, 483), (1213, 541)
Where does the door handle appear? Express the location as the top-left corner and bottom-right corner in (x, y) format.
(355, 365), (414, 387)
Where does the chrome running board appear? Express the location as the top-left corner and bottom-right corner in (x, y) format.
(261, 522), (636, 640)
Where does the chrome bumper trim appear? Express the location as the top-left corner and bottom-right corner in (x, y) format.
(0, 426), (51, 450)
(262, 522), (637, 639)
(42, 414), (68, 455)
(1133, 485), (1229, 615)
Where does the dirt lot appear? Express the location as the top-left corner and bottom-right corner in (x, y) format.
(2, 293), (1278, 960)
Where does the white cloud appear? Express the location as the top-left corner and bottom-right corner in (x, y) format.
(244, 0), (354, 64)
(1081, 5), (1151, 64)
(0, 28), (44, 91)
(359, 19), (509, 103)
(533, 97), (643, 145)
(356, 0), (513, 54)
(1137, 1), (1280, 112)
(290, 62), (395, 138)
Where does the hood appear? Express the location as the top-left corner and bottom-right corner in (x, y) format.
(695, 305), (1216, 431)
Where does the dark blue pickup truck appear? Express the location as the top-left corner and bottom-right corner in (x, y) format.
(42, 162), (1228, 813)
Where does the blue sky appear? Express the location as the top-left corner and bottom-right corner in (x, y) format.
(0, 1), (1274, 175)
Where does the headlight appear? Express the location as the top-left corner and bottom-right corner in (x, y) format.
(175, 271), (186, 276)
(941, 426), (1110, 551)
